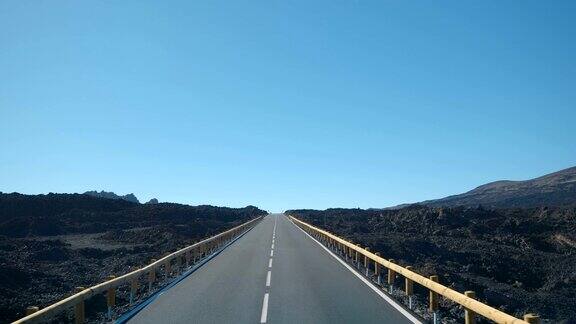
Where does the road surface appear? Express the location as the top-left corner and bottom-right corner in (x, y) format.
(127, 214), (419, 324)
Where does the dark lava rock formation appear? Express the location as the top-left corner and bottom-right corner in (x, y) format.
(84, 190), (140, 204)
(145, 198), (159, 204)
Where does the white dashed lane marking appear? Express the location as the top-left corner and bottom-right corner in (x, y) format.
(260, 215), (278, 323)
(260, 293), (269, 323)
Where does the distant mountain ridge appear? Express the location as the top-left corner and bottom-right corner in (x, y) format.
(83, 190), (140, 204)
(0, 192), (267, 237)
(419, 166), (576, 208)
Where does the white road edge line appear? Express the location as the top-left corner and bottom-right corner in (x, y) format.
(269, 258), (273, 268)
(260, 293), (269, 323)
(290, 219), (424, 324)
(266, 270), (272, 287)
(271, 243), (274, 250)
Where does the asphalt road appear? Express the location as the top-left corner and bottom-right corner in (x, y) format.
(128, 214), (419, 324)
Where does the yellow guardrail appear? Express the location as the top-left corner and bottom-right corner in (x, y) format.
(289, 215), (540, 324)
(13, 215), (264, 324)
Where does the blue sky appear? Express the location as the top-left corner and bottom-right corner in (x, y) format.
(1, 1), (575, 212)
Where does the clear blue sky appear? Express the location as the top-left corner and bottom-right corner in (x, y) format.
(1, 1), (575, 212)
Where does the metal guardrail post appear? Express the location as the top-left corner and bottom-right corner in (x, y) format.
(148, 259), (156, 291)
(429, 275), (439, 310)
(74, 287), (85, 324)
(185, 250), (191, 267)
(430, 275), (439, 324)
(176, 254), (182, 273)
(355, 244), (361, 269)
(405, 265), (414, 309)
(523, 314), (540, 324)
(364, 247), (370, 276)
(165, 255), (172, 277)
(130, 277), (138, 305)
(464, 291), (476, 324)
(350, 243), (355, 262)
(374, 252), (381, 285)
(25, 307), (39, 316)
(106, 275), (116, 319)
(388, 259), (396, 293)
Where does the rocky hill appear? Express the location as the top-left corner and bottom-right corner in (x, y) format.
(420, 166), (576, 208)
(84, 190), (140, 204)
